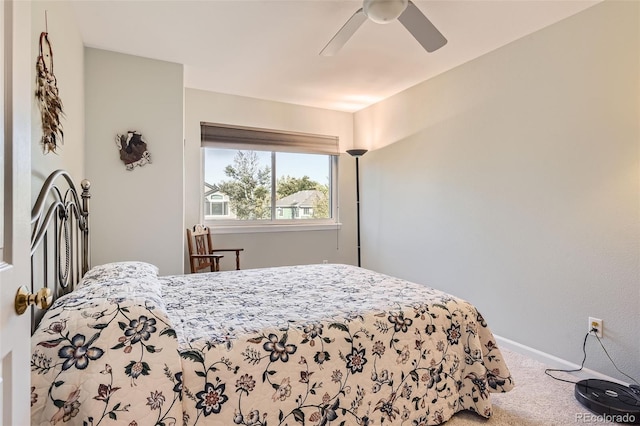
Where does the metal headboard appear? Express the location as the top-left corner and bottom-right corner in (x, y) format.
(28, 169), (90, 332)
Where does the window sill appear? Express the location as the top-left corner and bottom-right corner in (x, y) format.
(206, 222), (342, 234)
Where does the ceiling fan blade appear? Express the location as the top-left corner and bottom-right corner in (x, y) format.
(398, 1), (447, 53)
(320, 8), (367, 56)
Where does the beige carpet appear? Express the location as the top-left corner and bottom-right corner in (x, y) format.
(445, 347), (620, 425)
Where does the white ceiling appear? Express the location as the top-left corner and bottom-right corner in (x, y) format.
(71, 0), (600, 112)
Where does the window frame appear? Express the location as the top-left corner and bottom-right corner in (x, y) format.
(201, 148), (340, 233)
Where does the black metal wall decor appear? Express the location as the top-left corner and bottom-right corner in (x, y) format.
(115, 131), (152, 171)
(35, 30), (64, 154)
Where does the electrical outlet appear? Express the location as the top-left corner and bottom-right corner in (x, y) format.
(589, 317), (603, 338)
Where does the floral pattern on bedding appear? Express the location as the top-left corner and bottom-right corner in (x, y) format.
(160, 264), (513, 426)
(31, 272), (184, 426)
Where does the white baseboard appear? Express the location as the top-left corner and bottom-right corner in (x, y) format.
(494, 335), (629, 386)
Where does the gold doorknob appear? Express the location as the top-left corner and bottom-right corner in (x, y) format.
(15, 286), (52, 315)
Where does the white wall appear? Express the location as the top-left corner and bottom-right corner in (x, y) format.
(31, 1), (84, 194)
(184, 89), (357, 271)
(84, 49), (184, 275)
(355, 0), (640, 382)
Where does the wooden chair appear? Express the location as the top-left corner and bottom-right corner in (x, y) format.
(186, 224), (244, 273)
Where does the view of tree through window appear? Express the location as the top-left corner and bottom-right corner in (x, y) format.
(204, 148), (333, 221)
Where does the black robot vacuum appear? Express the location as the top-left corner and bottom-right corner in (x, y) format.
(575, 379), (640, 424)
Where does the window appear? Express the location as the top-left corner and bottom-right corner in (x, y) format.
(203, 148), (335, 222)
(201, 123), (339, 226)
(205, 193), (230, 217)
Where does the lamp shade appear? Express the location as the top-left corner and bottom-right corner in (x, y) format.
(363, 0), (408, 24)
(347, 149), (368, 158)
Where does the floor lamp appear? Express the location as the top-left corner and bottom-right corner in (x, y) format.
(347, 149), (368, 267)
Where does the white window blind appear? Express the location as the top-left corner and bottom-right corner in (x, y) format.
(200, 122), (339, 155)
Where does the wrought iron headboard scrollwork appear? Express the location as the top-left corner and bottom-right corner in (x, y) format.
(29, 169), (90, 332)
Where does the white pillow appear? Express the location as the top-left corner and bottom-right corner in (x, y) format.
(78, 261), (159, 288)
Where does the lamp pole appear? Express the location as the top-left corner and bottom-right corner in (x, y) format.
(347, 149), (368, 267)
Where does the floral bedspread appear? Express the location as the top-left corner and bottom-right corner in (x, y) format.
(31, 262), (513, 426)
(31, 262), (184, 426)
(161, 264), (513, 426)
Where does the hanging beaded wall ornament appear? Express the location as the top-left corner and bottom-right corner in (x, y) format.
(35, 31), (64, 154)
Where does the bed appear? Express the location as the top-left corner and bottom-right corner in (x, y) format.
(30, 170), (513, 426)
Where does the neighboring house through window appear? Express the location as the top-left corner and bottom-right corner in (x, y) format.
(275, 190), (323, 219)
(204, 183), (232, 218)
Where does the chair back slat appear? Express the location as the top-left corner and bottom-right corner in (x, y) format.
(187, 225), (218, 273)
(187, 224), (243, 272)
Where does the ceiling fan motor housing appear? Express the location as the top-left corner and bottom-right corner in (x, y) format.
(364, 0), (409, 23)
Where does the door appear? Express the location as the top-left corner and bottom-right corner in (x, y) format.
(1, 0), (33, 424)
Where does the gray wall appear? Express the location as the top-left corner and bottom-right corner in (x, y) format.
(29, 2), (85, 296)
(58, 0), (638, 382)
(82, 57), (357, 276)
(84, 49), (184, 275)
(31, 1), (85, 194)
(354, 0), (640, 382)
(184, 89), (357, 271)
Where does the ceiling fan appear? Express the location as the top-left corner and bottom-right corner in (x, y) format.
(320, 0), (447, 56)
